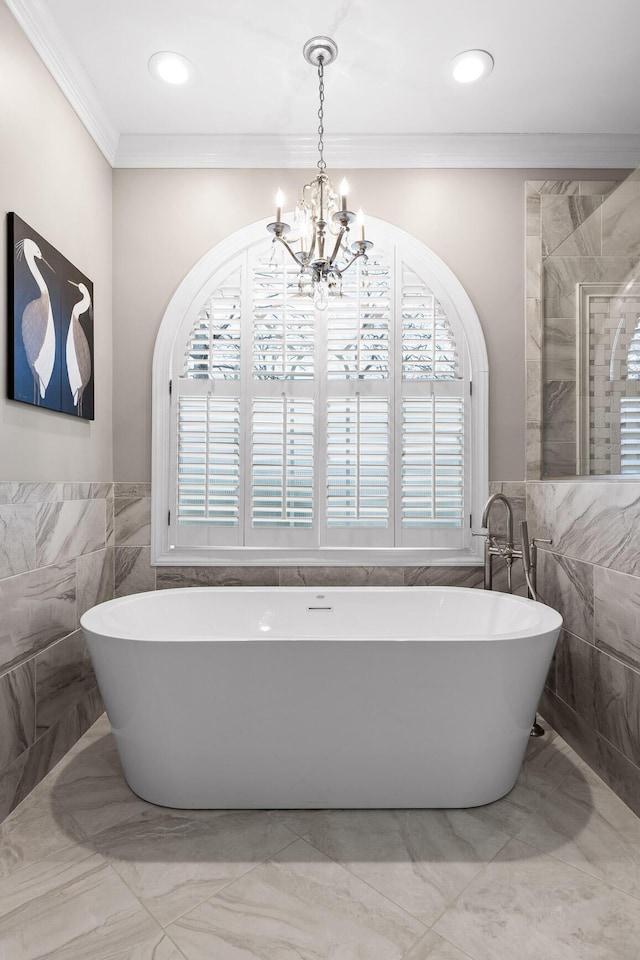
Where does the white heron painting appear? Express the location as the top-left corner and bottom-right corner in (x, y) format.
(9, 213), (94, 420)
(14, 237), (56, 404)
(65, 281), (92, 417)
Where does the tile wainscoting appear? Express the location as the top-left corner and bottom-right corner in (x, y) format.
(12, 477), (638, 822)
(528, 479), (640, 817)
(0, 482), (113, 820)
(113, 481), (526, 593)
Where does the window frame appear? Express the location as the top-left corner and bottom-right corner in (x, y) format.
(152, 215), (488, 566)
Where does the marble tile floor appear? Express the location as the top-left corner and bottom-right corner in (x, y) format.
(1, 716), (640, 959)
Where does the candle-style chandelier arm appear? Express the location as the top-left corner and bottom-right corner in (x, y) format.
(272, 233), (309, 269)
(338, 241), (373, 276)
(328, 226), (347, 265)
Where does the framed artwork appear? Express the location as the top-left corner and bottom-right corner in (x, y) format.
(7, 213), (94, 419)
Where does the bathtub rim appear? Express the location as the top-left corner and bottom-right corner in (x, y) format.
(80, 585), (563, 644)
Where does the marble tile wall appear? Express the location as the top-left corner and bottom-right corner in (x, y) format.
(0, 482), (113, 821)
(527, 478), (640, 816)
(524, 177), (635, 480)
(113, 480), (526, 594)
(14, 473), (638, 821)
(16, 473), (640, 824)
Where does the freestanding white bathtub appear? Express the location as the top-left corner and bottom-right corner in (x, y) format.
(80, 586), (562, 809)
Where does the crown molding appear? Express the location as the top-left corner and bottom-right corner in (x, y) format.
(115, 132), (640, 169)
(5, 1), (639, 173)
(6, 0), (119, 164)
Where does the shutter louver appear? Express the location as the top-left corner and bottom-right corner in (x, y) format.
(621, 396), (640, 474)
(253, 260), (315, 380)
(327, 397), (390, 527)
(402, 267), (458, 380)
(628, 319), (640, 379)
(402, 397), (464, 527)
(327, 259), (391, 379)
(251, 397), (314, 527)
(177, 396), (240, 525)
(182, 270), (241, 379)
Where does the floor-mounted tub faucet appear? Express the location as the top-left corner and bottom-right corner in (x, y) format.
(480, 493), (515, 592)
(476, 493), (553, 738)
(477, 493), (552, 600)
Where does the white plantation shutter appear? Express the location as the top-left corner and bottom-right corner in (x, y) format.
(182, 269), (242, 379)
(250, 397), (314, 530)
(177, 396), (241, 526)
(252, 262), (315, 379)
(327, 397), (390, 529)
(158, 219), (487, 564)
(402, 266), (459, 380)
(327, 262), (390, 379)
(402, 397), (464, 527)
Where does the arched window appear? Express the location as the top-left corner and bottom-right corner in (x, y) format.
(152, 217), (488, 565)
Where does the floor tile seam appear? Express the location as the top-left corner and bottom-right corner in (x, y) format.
(0, 829), (94, 886)
(421, 829), (515, 934)
(512, 767), (577, 834)
(296, 832), (446, 934)
(520, 837), (640, 905)
(498, 835), (640, 903)
(401, 930), (480, 960)
(2, 854), (143, 925)
(98, 862), (191, 959)
(159, 931), (191, 960)
(263, 809), (327, 838)
(142, 834), (305, 930)
(75, 856), (193, 959)
(514, 766), (640, 863)
(503, 775), (567, 831)
(0, 832), (105, 892)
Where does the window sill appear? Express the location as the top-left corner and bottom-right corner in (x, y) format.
(151, 545), (485, 567)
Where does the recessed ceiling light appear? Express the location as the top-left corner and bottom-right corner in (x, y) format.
(450, 50), (494, 84)
(148, 51), (193, 85)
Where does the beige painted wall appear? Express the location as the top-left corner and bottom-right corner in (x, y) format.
(112, 167), (624, 482)
(0, 3), (112, 481)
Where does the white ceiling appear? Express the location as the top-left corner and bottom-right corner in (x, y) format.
(8, 0), (640, 167)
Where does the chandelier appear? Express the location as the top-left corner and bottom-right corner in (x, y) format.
(267, 36), (372, 311)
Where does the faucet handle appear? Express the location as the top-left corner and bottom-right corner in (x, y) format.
(532, 537), (552, 545)
(520, 520), (532, 570)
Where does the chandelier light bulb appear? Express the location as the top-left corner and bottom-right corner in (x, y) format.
(275, 189), (284, 222)
(340, 178), (349, 212)
(357, 208), (366, 242)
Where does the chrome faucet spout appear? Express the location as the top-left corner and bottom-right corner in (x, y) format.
(481, 492), (514, 548)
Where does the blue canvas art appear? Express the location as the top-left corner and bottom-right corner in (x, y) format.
(7, 213), (94, 420)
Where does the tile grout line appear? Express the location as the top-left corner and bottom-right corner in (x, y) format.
(97, 859), (192, 959)
(411, 827), (514, 938)
(295, 829), (456, 934)
(400, 930), (480, 960)
(135, 833), (306, 931)
(512, 768), (640, 906)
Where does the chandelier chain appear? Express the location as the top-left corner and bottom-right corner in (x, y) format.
(317, 57), (326, 172)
